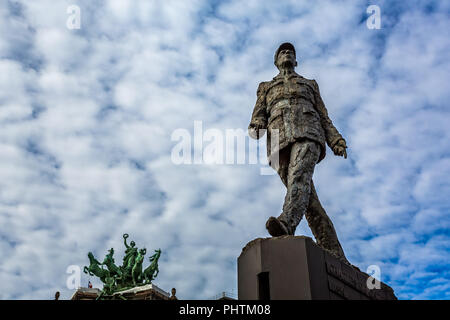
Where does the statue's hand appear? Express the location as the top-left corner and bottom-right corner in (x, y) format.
(333, 139), (347, 159)
(248, 123), (266, 140)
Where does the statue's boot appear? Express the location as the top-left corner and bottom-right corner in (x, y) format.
(265, 216), (292, 236)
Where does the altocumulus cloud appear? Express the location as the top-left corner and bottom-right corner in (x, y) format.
(0, 0), (449, 299)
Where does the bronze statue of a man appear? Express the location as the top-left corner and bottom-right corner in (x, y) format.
(248, 42), (348, 262)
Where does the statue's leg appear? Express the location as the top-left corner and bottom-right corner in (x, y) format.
(277, 141), (320, 235)
(305, 181), (349, 263)
(266, 146), (290, 236)
(276, 147), (290, 187)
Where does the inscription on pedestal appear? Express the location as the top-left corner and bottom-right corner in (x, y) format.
(324, 254), (395, 300)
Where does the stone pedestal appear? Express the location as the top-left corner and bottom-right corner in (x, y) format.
(238, 236), (397, 300)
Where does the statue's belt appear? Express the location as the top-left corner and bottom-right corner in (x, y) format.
(267, 97), (314, 114)
(268, 97), (316, 122)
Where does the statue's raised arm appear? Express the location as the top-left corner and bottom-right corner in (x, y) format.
(123, 233), (131, 249)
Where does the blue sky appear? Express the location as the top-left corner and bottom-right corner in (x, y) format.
(0, 0), (449, 300)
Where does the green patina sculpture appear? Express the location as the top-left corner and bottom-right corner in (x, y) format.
(143, 249), (161, 284)
(83, 234), (162, 298)
(132, 248), (146, 286)
(122, 234), (138, 275)
(102, 248), (122, 280)
(84, 252), (109, 283)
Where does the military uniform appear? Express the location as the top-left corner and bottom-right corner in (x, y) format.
(249, 71), (347, 261)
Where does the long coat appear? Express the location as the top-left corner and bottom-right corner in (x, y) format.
(249, 72), (344, 165)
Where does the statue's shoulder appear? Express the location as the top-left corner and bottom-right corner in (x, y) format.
(258, 80), (271, 88)
(256, 81), (271, 96)
(259, 76), (284, 93)
(298, 76), (320, 92)
(296, 75), (317, 85)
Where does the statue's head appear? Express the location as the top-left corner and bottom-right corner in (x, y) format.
(140, 248), (147, 255)
(274, 42), (297, 70)
(130, 241), (135, 247)
(171, 288), (176, 295)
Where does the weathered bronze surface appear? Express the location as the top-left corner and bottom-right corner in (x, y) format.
(249, 42), (348, 262)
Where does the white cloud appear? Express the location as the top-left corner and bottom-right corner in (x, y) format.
(0, 0), (449, 300)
